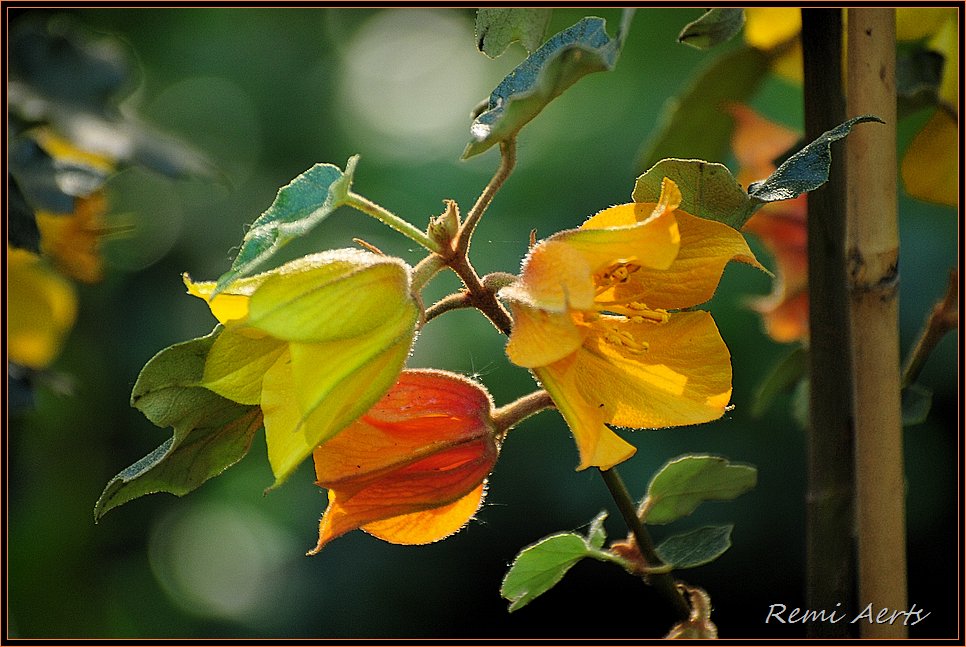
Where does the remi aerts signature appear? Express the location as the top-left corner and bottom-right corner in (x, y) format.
(765, 602), (931, 627)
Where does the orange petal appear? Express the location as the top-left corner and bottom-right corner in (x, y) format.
(362, 483), (486, 545)
(310, 370), (498, 552)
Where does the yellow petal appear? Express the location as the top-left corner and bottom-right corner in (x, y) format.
(565, 204), (680, 272)
(505, 239), (596, 312)
(602, 210), (764, 310)
(896, 7), (956, 42)
(901, 108), (958, 207)
(926, 14), (958, 111)
(201, 326), (287, 404)
(534, 362), (637, 471)
(7, 247), (78, 369)
(265, 331), (413, 486)
(504, 302), (585, 368)
(743, 8), (801, 50)
(246, 250), (414, 343)
(184, 273), (263, 324)
(577, 312), (732, 429)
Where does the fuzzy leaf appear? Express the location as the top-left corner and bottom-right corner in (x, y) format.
(502, 533), (593, 612)
(464, 12), (633, 159)
(643, 455), (757, 525)
(95, 328), (262, 520)
(633, 158), (757, 229)
(748, 115), (884, 201)
(634, 116), (881, 229)
(216, 158), (358, 290)
(502, 511), (616, 611)
(678, 9), (745, 50)
(636, 46), (769, 173)
(655, 525), (734, 569)
(752, 346), (807, 417)
(476, 8), (552, 58)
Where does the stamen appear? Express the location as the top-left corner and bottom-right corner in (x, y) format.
(595, 261), (642, 287)
(602, 327), (649, 354)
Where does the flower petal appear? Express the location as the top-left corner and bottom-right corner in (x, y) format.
(504, 302), (585, 368)
(564, 203), (680, 272)
(8, 247), (78, 369)
(361, 483), (486, 545)
(576, 312), (732, 429)
(184, 273), (264, 324)
(534, 361), (637, 471)
(264, 330), (413, 487)
(201, 326), (287, 404)
(246, 250), (414, 343)
(310, 370), (497, 552)
(601, 211), (765, 310)
(503, 239), (596, 312)
(900, 108), (958, 207)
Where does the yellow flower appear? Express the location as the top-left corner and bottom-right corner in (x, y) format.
(185, 249), (419, 486)
(500, 179), (762, 470)
(8, 246), (78, 369)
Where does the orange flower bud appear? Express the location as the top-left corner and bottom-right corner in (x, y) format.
(309, 369), (498, 553)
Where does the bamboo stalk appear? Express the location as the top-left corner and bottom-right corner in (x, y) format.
(800, 9), (855, 638)
(845, 9), (907, 639)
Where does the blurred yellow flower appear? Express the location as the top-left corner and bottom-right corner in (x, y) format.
(8, 246), (78, 369)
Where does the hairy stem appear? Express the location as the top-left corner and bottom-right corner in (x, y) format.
(454, 139), (517, 258)
(423, 291), (474, 323)
(491, 390), (554, 435)
(345, 191), (442, 254)
(599, 467), (691, 623)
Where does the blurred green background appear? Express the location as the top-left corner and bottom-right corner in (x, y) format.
(7, 7), (958, 639)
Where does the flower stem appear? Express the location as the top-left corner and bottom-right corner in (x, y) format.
(902, 269), (958, 388)
(454, 138), (517, 258)
(491, 389), (554, 435)
(345, 191), (442, 254)
(598, 467), (691, 623)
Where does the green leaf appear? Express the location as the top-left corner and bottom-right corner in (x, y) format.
(633, 158), (758, 229)
(634, 116), (882, 229)
(901, 382), (933, 426)
(476, 9), (552, 58)
(747, 115), (884, 202)
(655, 525), (734, 569)
(678, 9), (745, 50)
(95, 328), (262, 520)
(752, 346), (808, 417)
(463, 12), (634, 159)
(587, 510), (609, 550)
(216, 157), (358, 291)
(501, 533), (592, 612)
(501, 511), (619, 612)
(643, 455), (757, 525)
(636, 46), (770, 174)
